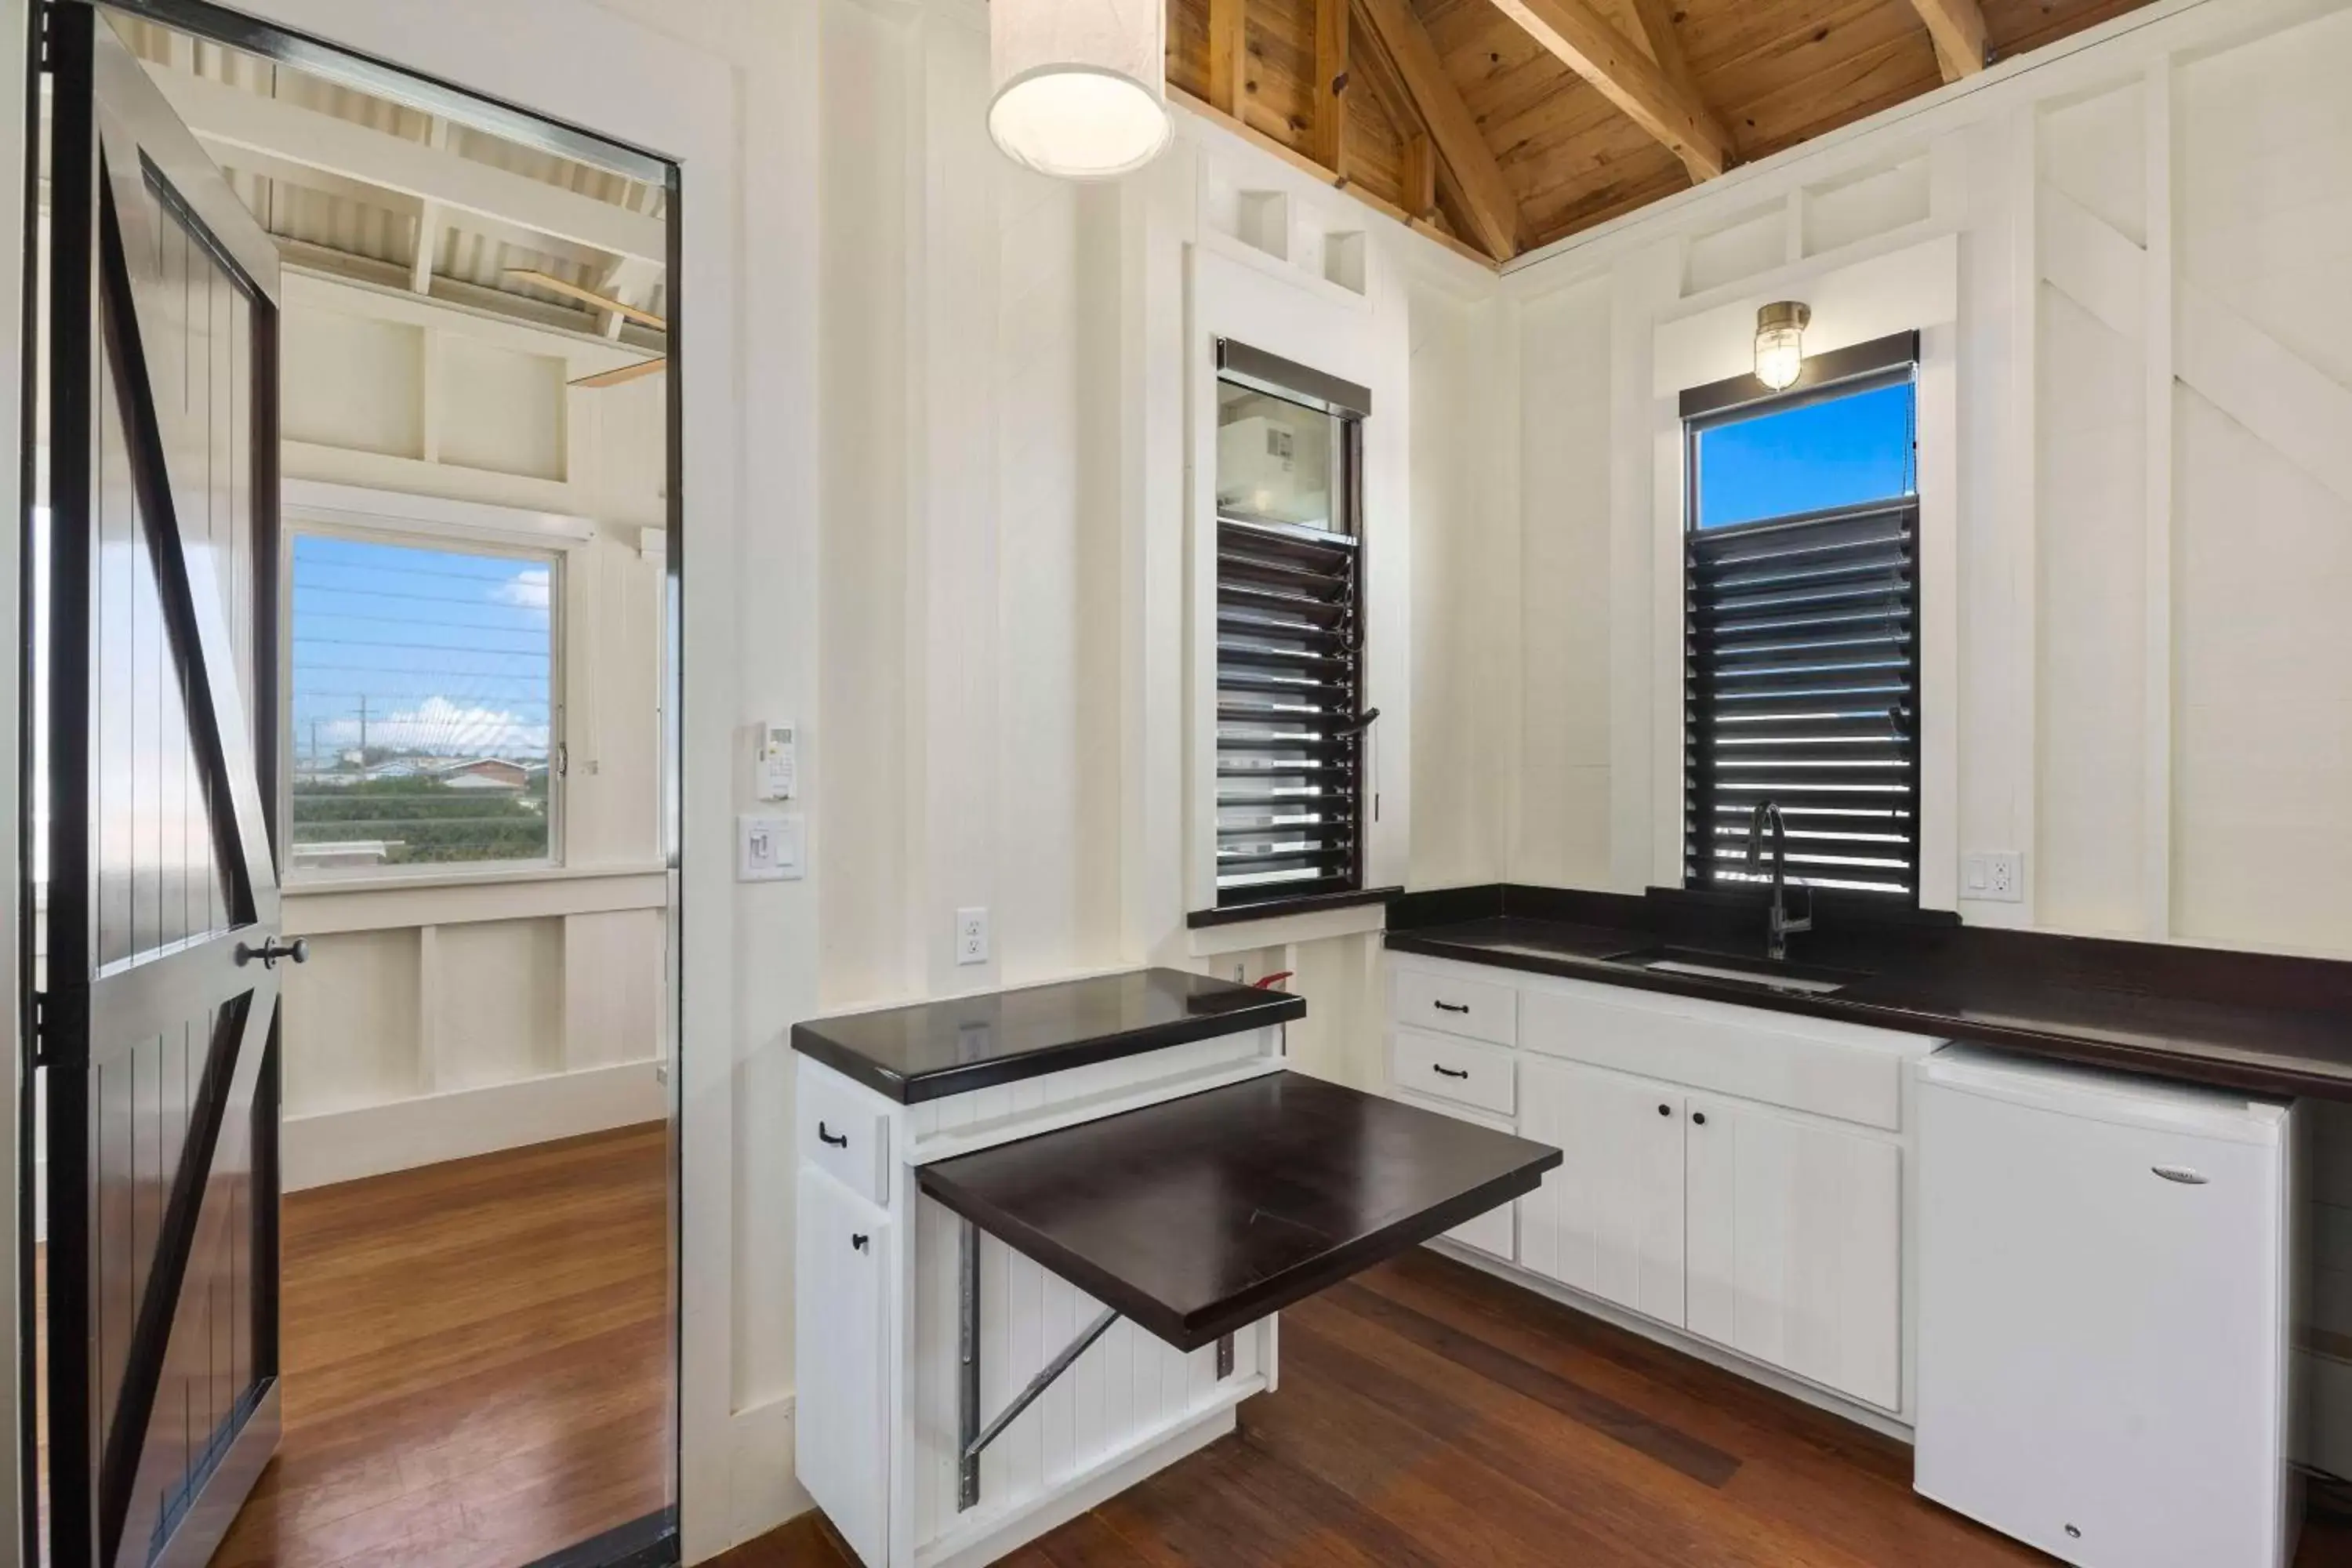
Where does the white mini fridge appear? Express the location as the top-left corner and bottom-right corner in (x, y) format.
(1915, 1045), (2301, 1568)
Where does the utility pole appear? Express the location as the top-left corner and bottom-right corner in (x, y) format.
(359, 694), (369, 761)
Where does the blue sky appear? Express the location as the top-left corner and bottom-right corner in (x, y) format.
(291, 535), (550, 766)
(1694, 380), (1916, 529)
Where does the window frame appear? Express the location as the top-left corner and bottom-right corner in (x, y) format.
(1678, 330), (1923, 912)
(278, 514), (570, 885)
(1191, 337), (1379, 926)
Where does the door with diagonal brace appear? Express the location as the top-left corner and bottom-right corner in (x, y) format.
(38, 5), (289, 1564)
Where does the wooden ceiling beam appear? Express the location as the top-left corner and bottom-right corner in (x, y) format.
(1208, 0), (1250, 116)
(1618, 0), (1702, 105)
(1487, 0), (1733, 181)
(1354, 0), (1523, 260)
(1312, 0), (1351, 175)
(1348, 2), (1436, 220)
(1909, 0), (1989, 81)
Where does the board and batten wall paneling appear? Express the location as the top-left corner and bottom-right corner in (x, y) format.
(1513, 274), (1614, 890)
(814, 0), (916, 1011)
(280, 304), (425, 457)
(1493, 0), (2352, 956)
(282, 927), (426, 1116)
(436, 334), (570, 480)
(2170, 7), (2352, 956)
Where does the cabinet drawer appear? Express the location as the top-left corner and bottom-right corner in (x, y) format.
(1521, 980), (1913, 1131)
(1392, 1027), (1515, 1116)
(1394, 1089), (1516, 1262)
(1392, 965), (1517, 1047)
(803, 1066), (891, 1207)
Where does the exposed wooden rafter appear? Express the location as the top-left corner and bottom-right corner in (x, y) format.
(1908, 0), (1988, 81)
(506, 267), (667, 330)
(1617, 0), (1703, 104)
(1487, 0), (1733, 181)
(1353, 0), (1523, 260)
(1208, 0), (1250, 116)
(1312, 0), (1350, 175)
(1347, 0), (1437, 220)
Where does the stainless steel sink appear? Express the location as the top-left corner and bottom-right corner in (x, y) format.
(1599, 946), (1868, 996)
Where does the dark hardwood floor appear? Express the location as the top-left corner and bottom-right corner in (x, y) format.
(208, 1123), (671, 1568)
(718, 1245), (2352, 1568)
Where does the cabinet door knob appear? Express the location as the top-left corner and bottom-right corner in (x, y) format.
(1692, 1111), (1708, 1127)
(818, 1121), (848, 1149)
(1432, 1065), (1470, 1080)
(1657, 1103), (1671, 1117)
(851, 1232), (869, 1252)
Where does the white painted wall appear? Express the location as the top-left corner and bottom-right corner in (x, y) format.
(268, 279), (672, 1189)
(811, 0), (1489, 1026)
(1490, 0), (2352, 953)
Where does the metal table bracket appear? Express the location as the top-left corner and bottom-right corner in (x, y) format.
(956, 1220), (1240, 1511)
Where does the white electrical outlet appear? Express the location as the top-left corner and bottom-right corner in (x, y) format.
(1962, 851), (2024, 903)
(956, 907), (989, 966)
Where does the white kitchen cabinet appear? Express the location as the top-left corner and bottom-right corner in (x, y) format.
(1684, 1094), (1903, 1411)
(794, 1166), (891, 1568)
(1394, 1088), (1519, 1261)
(1518, 1056), (1688, 1326)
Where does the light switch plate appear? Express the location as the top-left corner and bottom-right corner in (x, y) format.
(739, 814), (804, 881)
(1962, 851), (2024, 903)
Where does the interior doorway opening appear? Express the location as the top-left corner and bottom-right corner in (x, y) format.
(22, 4), (681, 1563)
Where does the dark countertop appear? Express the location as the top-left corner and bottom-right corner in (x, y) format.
(1384, 887), (2352, 1101)
(790, 967), (1306, 1105)
(918, 1071), (1563, 1351)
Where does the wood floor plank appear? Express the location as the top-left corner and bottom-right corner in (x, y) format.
(692, 1221), (2347, 1568)
(209, 1122), (671, 1568)
(1320, 1277), (1743, 1486)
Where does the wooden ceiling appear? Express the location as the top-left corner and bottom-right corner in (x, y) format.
(1166, 0), (2151, 263)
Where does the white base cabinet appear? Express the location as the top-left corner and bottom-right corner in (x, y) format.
(1390, 953), (1932, 1421)
(1517, 1058), (1689, 1327)
(794, 1031), (1283, 1567)
(1685, 1094), (1902, 1412)
(796, 1165), (892, 1567)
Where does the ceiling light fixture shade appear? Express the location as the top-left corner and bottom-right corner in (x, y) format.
(988, 0), (1174, 180)
(1754, 301), (1812, 392)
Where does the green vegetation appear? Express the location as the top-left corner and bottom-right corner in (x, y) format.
(291, 773), (548, 864)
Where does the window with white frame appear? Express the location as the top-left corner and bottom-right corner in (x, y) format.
(286, 529), (561, 875)
(1680, 332), (1921, 902)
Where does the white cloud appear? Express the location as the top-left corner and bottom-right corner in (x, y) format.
(492, 566), (551, 610)
(321, 695), (547, 755)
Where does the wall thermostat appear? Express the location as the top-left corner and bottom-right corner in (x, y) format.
(756, 721), (797, 801)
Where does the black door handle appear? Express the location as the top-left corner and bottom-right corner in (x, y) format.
(818, 1122), (848, 1149)
(1433, 1000), (1470, 1014)
(1432, 1065), (1469, 1080)
(234, 936), (308, 970)
(851, 1233), (869, 1252)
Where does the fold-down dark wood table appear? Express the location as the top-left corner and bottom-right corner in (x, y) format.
(919, 1070), (1563, 1352)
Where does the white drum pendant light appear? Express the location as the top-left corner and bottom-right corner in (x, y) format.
(989, 0), (1173, 180)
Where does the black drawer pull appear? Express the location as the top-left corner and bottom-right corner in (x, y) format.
(1691, 1112), (1708, 1127)
(1657, 1103), (1671, 1117)
(818, 1121), (848, 1149)
(851, 1232), (869, 1252)
(1432, 1065), (1470, 1080)
(1432, 1000), (1471, 1014)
